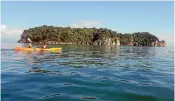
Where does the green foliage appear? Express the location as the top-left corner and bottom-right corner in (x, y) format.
(116, 32), (158, 46)
(20, 25), (117, 45)
(20, 25), (159, 46)
(133, 32), (158, 46)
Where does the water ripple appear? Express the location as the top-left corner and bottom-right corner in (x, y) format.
(1, 45), (174, 101)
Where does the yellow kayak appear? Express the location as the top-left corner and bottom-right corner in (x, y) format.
(14, 47), (62, 51)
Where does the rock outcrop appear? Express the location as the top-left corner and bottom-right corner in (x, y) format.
(152, 40), (166, 47)
(93, 37), (120, 46)
(18, 32), (27, 43)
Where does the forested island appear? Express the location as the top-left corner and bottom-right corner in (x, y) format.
(18, 25), (166, 47)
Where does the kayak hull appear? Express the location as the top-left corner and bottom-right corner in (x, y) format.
(14, 47), (62, 51)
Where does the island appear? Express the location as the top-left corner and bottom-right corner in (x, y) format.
(18, 25), (166, 47)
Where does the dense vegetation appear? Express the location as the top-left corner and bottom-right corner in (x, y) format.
(20, 25), (118, 45)
(19, 25), (159, 46)
(117, 32), (158, 46)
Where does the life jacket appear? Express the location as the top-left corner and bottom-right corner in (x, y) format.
(42, 45), (47, 48)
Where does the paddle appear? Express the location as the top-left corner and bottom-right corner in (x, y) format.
(28, 38), (36, 48)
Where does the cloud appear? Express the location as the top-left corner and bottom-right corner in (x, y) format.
(1, 24), (23, 36)
(71, 20), (103, 28)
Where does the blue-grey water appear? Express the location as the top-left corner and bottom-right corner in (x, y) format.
(1, 43), (174, 101)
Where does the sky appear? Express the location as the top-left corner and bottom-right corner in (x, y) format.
(1, 1), (174, 46)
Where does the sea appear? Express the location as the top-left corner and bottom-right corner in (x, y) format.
(1, 43), (174, 101)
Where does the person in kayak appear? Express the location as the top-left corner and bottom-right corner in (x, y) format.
(41, 42), (47, 49)
(27, 38), (32, 48)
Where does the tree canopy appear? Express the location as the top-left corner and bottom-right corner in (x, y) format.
(19, 25), (160, 46)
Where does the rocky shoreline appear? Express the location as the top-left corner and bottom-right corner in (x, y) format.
(19, 38), (166, 47)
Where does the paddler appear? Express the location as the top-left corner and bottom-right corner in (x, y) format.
(41, 42), (47, 49)
(27, 37), (32, 48)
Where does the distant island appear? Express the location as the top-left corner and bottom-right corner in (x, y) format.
(18, 25), (166, 47)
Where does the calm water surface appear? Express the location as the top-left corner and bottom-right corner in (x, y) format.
(1, 43), (174, 101)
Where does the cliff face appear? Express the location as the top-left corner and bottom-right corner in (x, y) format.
(18, 31), (120, 45)
(129, 40), (166, 47)
(93, 37), (120, 46)
(152, 40), (166, 47)
(118, 33), (166, 47)
(18, 31), (166, 47)
(18, 32), (26, 43)
(19, 36), (120, 46)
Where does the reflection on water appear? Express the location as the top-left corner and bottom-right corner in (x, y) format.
(1, 44), (174, 101)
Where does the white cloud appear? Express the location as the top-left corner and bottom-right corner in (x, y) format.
(1, 24), (7, 29)
(71, 20), (103, 28)
(0, 24), (23, 36)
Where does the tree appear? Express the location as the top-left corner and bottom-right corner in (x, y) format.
(18, 25), (161, 46)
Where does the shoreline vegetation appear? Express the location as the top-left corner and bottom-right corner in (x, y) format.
(18, 25), (166, 47)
